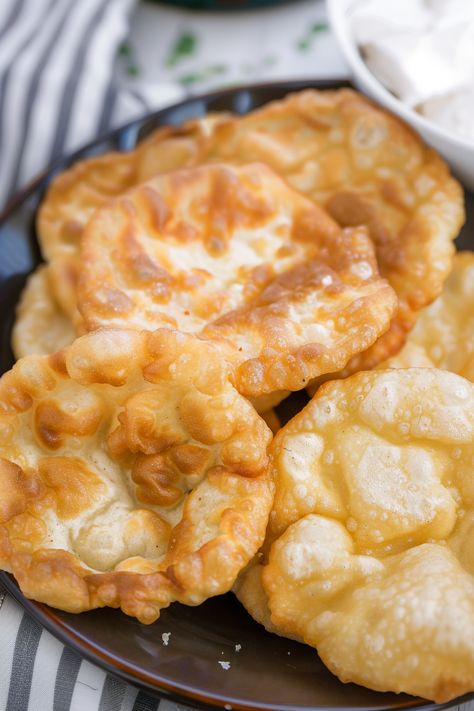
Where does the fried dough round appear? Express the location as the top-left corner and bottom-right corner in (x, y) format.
(37, 115), (224, 320)
(11, 265), (76, 360)
(77, 162), (396, 398)
(201, 89), (464, 373)
(0, 328), (273, 623)
(36, 88), (463, 363)
(389, 252), (474, 380)
(238, 368), (474, 701)
(378, 341), (435, 369)
(10, 263), (285, 413)
(10, 266), (287, 414)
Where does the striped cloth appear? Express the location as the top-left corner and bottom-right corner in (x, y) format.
(0, 591), (193, 710)
(0, 0), (182, 210)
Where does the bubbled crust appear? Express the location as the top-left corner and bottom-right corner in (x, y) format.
(10, 263), (287, 414)
(266, 521), (474, 702)
(77, 162), (396, 397)
(11, 265), (75, 359)
(241, 369), (474, 701)
(201, 89), (464, 373)
(0, 328), (273, 623)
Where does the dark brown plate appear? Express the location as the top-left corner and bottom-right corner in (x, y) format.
(0, 80), (473, 711)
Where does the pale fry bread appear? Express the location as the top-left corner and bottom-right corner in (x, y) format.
(377, 341), (435, 369)
(266, 369), (474, 699)
(266, 519), (474, 702)
(77, 163), (396, 398)
(391, 252), (474, 379)
(0, 328), (273, 623)
(12, 265), (75, 359)
(373, 252), (474, 377)
(201, 89), (464, 372)
(239, 369), (474, 701)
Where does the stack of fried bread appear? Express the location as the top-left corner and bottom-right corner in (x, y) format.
(1, 88), (473, 702)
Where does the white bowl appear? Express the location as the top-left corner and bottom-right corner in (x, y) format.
(327, 0), (474, 191)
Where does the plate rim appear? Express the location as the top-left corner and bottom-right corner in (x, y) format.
(0, 78), (472, 711)
(2, 571), (466, 711)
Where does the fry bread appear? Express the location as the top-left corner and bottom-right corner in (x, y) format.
(12, 265), (75, 359)
(372, 252), (474, 376)
(238, 369), (474, 701)
(37, 115), (225, 320)
(201, 89), (464, 373)
(77, 163), (396, 398)
(11, 263), (287, 413)
(0, 328), (273, 623)
(392, 252), (474, 379)
(378, 341), (435, 369)
(35, 90), (463, 372)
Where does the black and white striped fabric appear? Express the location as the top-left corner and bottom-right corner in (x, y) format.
(0, 591), (195, 710)
(0, 0), (147, 210)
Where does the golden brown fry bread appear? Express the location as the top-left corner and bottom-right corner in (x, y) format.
(10, 262), (286, 413)
(77, 162), (396, 398)
(11, 265), (76, 360)
(10, 265), (288, 413)
(36, 89), (463, 361)
(0, 328), (273, 623)
(384, 251), (474, 379)
(238, 369), (474, 702)
(306, 250), (474, 395)
(37, 115), (225, 320)
(201, 89), (464, 373)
